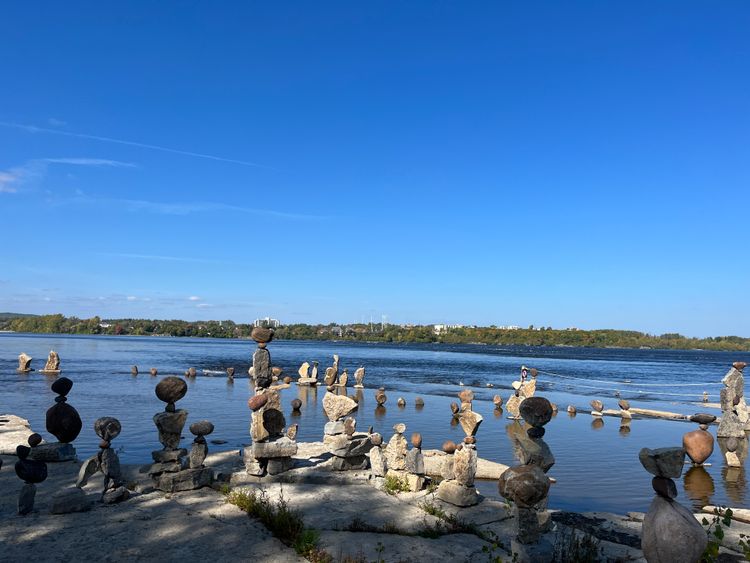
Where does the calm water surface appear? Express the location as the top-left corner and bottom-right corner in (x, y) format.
(1, 333), (748, 514)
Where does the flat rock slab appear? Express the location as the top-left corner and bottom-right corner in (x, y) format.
(0, 454), (304, 563)
(423, 449), (509, 480)
(0, 414), (36, 455)
(318, 530), (493, 562)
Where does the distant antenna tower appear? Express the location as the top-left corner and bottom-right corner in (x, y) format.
(381, 314), (387, 331)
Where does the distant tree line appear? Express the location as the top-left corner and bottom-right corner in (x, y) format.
(0, 314), (748, 351)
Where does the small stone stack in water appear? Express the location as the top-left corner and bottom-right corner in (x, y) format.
(590, 399), (604, 417)
(15, 435), (48, 515)
(150, 377), (213, 491)
(382, 423), (410, 485)
(683, 413), (716, 466)
(717, 362), (749, 438)
(354, 366), (365, 388)
(39, 350), (61, 375)
(499, 396), (556, 559)
(367, 432), (386, 481)
(618, 399), (631, 419)
(297, 361), (317, 385)
(323, 355), (339, 387)
(31, 377), (82, 462)
(436, 391), (481, 507)
(375, 387), (387, 406)
(323, 392), (368, 470)
(337, 369), (348, 388)
(17, 352), (33, 373)
(639, 447), (707, 562)
(244, 327), (298, 476)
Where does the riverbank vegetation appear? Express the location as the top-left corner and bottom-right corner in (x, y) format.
(1, 313), (748, 351)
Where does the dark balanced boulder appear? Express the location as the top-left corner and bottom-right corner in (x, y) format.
(519, 397), (553, 428)
(155, 376), (188, 404)
(46, 402), (82, 443)
(51, 377), (73, 396)
(94, 417), (122, 441)
(251, 326), (274, 344)
(690, 413), (717, 425)
(189, 420), (214, 437)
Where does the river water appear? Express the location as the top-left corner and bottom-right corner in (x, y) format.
(1, 333), (748, 513)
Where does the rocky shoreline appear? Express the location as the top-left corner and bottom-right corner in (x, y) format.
(2, 437), (749, 562)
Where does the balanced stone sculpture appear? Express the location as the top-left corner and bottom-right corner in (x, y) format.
(150, 377), (213, 491)
(337, 369), (348, 388)
(437, 393), (482, 507)
(640, 447), (707, 563)
(189, 420), (214, 468)
(354, 366), (365, 388)
(618, 399), (632, 419)
(77, 417), (128, 504)
(506, 391), (523, 420)
(403, 432), (426, 491)
(323, 392), (367, 470)
(31, 377), (82, 462)
(590, 399), (604, 416)
(15, 435), (48, 515)
(717, 362), (749, 438)
(683, 413), (716, 466)
(324, 355), (339, 387)
(375, 387), (387, 406)
(17, 352), (33, 373)
(499, 396), (556, 560)
(244, 327), (297, 476)
(39, 350), (61, 375)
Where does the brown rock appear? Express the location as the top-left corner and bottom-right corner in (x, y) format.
(291, 398), (302, 411)
(322, 392), (358, 421)
(519, 397), (553, 428)
(450, 402), (460, 415)
(251, 326), (274, 343)
(370, 433), (383, 446)
(155, 377), (188, 404)
(498, 465), (550, 508)
(411, 432), (422, 449)
(131, 366), (138, 375)
(150, 367), (158, 376)
(286, 423), (298, 441)
(618, 399), (631, 410)
(458, 389), (474, 404)
(464, 436), (476, 445)
(590, 399), (604, 412)
(344, 417), (356, 436)
(272, 366), (283, 377)
(397, 397), (406, 407)
(248, 394), (269, 412)
(493, 395), (503, 408)
(283, 376), (292, 384)
(226, 367), (235, 377)
(187, 367), (197, 377)
(683, 429), (714, 465)
(442, 440), (457, 454)
(415, 397), (424, 407)
(262, 408), (286, 437)
(733, 362), (747, 371)
(375, 388), (387, 405)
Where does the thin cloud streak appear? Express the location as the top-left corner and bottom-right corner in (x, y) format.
(0, 157), (135, 194)
(0, 121), (268, 169)
(97, 252), (228, 265)
(70, 195), (328, 220)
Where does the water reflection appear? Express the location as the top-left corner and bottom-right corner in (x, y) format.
(718, 436), (748, 505)
(683, 466), (715, 510)
(591, 417), (604, 431)
(494, 407), (504, 419)
(375, 405), (386, 419)
(619, 419), (631, 436)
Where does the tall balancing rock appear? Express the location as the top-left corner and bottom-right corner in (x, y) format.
(39, 350), (61, 374)
(31, 377), (82, 462)
(17, 353), (33, 373)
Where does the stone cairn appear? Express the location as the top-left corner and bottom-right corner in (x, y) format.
(337, 369), (348, 388)
(297, 361), (317, 386)
(375, 387), (387, 407)
(74, 417), (128, 507)
(323, 389), (369, 470)
(39, 350), (61, 375)
(244, 327), (298, 476)
(436, 390), (482, 506)
(354, 366), (365, 388)
(618, 399), (631, 419)
(323, 355), (340, 387)
(683, 413), (716, 466)
(590, 399), (604, 417)
(31, 377), (82, 462)
(368, 431), (386, 481)
(15, 434), (48, 515)
(723, 437), (742, 468)
(227, 367), (235, 379)
(131, 365), (139, 376)
(17, 352), (33, 373)
(150, 376), (214, 491)
(717, 362), (749, 438)
(499, 396), (556, 560)
(639, 447), (707, 563)
(189, 420), (214, 468)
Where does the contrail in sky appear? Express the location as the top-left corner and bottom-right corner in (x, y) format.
(0, 121), (266, 168)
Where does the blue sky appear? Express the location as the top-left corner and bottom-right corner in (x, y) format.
(1, 2), (748, 336)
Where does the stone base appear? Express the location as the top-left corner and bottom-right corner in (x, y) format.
(331, 455), (369, 471)
(50, 487), (91, 514)
(39, 370), (61, 375)
(18, 483), (36, 515)
(252, 437), (298, 459)
(152, 448), (187, 462)
(406, 474), (427, 492)
(102, 486), (130, 504)
(157, 467), (213, 492)
(324, 421), (345, 436)
(30, 442), (76, 462)
(150, 458), (188, 477)
(591, 411), (603, 417)
(717, 414), (747, 438)
(510, 537), (554, 563)
(436, 479), (480, 507)
(266, 457), (294, 475)
(297, 378), (318, 386)
(354, 384), (364, 389)
(244, 457), (266, 476)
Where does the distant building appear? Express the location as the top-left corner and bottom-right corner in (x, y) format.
(254, 317), (281, 328)
(498, 325), (520, 331)
(433, 324), (464, 335)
